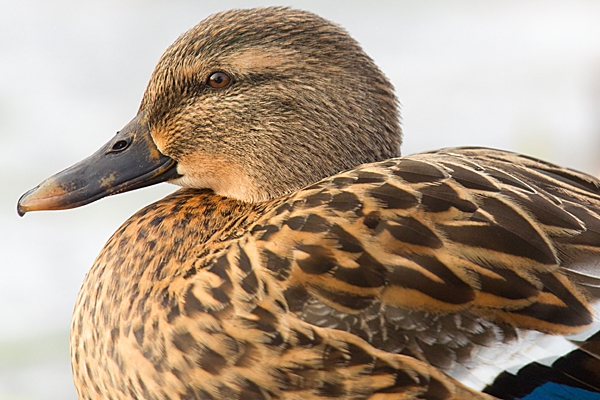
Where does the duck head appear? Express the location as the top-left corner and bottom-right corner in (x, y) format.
(18, 7), (401, 215)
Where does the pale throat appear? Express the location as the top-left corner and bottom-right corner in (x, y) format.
(170, 152), (265, 203)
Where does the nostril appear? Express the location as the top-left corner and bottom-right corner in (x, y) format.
(111, 140), (129, 152)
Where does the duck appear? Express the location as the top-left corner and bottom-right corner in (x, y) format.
(17, 7), (600, 400)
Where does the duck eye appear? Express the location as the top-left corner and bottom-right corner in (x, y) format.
(206, 71), (231, 89)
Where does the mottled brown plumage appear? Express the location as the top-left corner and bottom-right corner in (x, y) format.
(18, 7), (600, 400)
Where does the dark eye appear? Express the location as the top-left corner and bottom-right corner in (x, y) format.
(206, 71), (231, 89)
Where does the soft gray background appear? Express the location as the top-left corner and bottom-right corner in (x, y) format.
(2, 1), (600, 398)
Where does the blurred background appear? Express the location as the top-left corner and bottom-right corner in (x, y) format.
(2, 0), (600, 398)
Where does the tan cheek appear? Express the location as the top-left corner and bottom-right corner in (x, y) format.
(175, 153), (263, 202)
(149, 127), (169, 156)
(178, 153), (224, 178)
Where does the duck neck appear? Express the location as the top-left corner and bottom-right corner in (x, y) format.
(99, 188), (272, 277)
(71, 188), (276, 398)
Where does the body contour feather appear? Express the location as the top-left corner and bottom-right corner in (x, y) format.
(71, 148), (600, 399)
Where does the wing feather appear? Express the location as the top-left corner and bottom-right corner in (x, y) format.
(245, 147), (600, 381)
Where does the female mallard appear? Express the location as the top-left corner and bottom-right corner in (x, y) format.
(18, 7), (600, 400)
